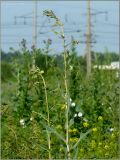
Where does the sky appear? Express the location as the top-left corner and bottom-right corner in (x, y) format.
(1, 0), (119, 55)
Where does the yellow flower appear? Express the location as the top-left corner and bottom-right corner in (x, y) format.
(92, 127), (98, 132)
(104, 145), (109, 149)
(59, 147), (63, 152)
(61, 104), (66, 110)
(98, 116), (103, 121)
(70, 137), (78, 143)
(70, 138), (74, 142)
(83, 122), (89, 128)
(91, 140), (96, 149)
(111, 133), (115, 138)
(98, 142), (102, 146)
(74, 137), (78, 142)
(56, 125), (62, 129)
(73, 128), (78, 133)
(80, 148), (84, 152)
(68, 129), (73, 133)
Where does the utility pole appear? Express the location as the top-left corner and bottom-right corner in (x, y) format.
(86, 0), (92, 77)
(32, 0), (37, 68)
(32, 0), (37, 47)
(0, 0), (1, 53)
(84, 0), (108, 77)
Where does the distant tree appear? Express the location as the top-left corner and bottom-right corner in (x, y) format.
(1, 61), (14, 82)
(91, 50), (119, 65)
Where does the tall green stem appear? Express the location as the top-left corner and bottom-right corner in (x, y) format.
(61, 25), (70, 159)
(40, 73), (51, 159)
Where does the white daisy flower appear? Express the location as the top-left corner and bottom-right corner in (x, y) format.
(70, 98), (72, 102)
(20, 119), (25, 126)
(74, 113), (77, 118)
(78, 112), (83, 117)
(30, 117), (33, 121)
(109, 128), (114, 132)
(71, 102), (76, 107)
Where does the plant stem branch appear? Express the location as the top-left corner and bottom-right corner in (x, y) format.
(40, 74), (51, 160)
(61, 25), (70, 159)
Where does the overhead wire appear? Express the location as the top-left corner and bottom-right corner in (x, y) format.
(1, 5), (118, 52)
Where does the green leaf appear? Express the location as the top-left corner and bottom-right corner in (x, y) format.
(75, 105), (84, 113)
(56, 20), (63, 26)
(45, 125), (66, 143)
(51, 29), (60, 35)
(39, 145), (49, 152)
(73, 147), (79, 159)
(71, 129), (92, 150)
(69, 118), (74, 128)
(1, 125), (9, 137)
(40, 121), (66, 143)
(32, 111), (48, 122)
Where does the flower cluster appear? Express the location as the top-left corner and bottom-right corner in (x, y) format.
(98, 116), (103, 121)
(48, 38), (52, 45)
(56, 124), (62, 129)
(92, 127), (98, 132)
(30, 67), (44, 83)
(69, 98), (76, 107)
(20, 38), (27, 49)
(68, 128), (78, 134)
(19, 119), (25, 128)
(90, 140), (96, 149)
(83, 122), (89, 128)
(74, 112), (83, 118)
(43, 38), (52, 45)
(70, 137), (79, 143)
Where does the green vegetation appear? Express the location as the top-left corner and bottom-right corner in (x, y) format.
(1, 11), (119, 159)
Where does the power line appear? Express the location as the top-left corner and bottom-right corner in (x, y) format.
(93, 21), (119, 27)
(1, 2), (118, 54)
(2, 41), (118, 46)
(2, 20), (119, 29)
